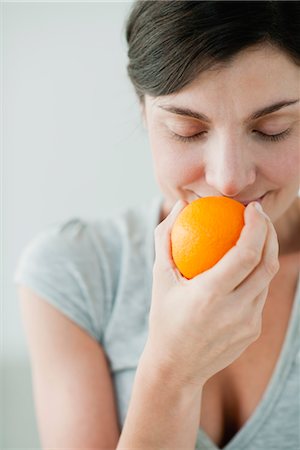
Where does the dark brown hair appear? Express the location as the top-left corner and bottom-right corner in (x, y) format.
(125, 1), (300, 102)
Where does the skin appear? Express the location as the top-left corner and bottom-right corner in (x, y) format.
(142, 44), (300, 257)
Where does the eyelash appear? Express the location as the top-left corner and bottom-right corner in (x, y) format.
(170, 128), (291, 143)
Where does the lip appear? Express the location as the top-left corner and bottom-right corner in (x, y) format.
(187, 190), (267, 206)
(237, 194), (266, 206)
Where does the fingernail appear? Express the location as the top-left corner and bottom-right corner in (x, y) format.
(253, 202), (263, 213)
(253, 202), (270, 221)
(170, 199), (183, 215)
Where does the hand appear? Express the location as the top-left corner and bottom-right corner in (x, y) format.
(144, 200), (280, 389)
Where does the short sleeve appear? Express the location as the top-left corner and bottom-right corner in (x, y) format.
(13, 218), (111, 343)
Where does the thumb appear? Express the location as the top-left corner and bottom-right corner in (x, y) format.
(153, 199), (187, 271)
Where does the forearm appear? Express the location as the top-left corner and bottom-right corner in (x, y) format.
(116, 349), (203, 450)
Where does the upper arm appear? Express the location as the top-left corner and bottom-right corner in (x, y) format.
(19, 285), (120, 449)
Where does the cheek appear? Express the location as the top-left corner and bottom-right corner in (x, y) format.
(258, 144), (300, 185)
(151, 140), (204, 186)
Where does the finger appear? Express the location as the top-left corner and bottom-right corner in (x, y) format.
(234, 218), (280, 299)
(190, 202), (269, 293)
(153, 199), (187, 271)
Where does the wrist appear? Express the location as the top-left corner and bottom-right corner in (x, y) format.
(138, 340), (205, 397)
(118, 340), (204, 449)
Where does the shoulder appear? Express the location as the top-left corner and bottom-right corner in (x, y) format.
(16, 195), (161, 273)
(14, 197), (162, 341)
(14, 218), (109, 288)
(14, 218), (109, 341)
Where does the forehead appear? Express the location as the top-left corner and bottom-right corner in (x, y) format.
(146, 45), (299, 115)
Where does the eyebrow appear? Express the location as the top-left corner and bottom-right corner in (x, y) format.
(157, 99), (299, 123)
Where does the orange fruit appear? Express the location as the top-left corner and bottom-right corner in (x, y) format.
(171, 196), (245, 279)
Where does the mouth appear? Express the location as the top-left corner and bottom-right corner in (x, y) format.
(186, 190), (267, 206)
(236, 193), (267, 206)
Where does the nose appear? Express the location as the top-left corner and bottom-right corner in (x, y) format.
(204, 138), (256, 197)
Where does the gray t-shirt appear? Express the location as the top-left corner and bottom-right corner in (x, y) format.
(14, 196), (300, 450)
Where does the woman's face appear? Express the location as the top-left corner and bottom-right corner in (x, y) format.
(143, 45), (300, 224)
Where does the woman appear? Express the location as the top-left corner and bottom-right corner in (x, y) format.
(15, 1), (299, 449)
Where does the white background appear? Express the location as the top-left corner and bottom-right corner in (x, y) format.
(2, 1), (159, 447)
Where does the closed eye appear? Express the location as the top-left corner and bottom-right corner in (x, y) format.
(253, 128), (291, 142)
(169, 131), (207, 143)
(170, 128), (291, 144)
